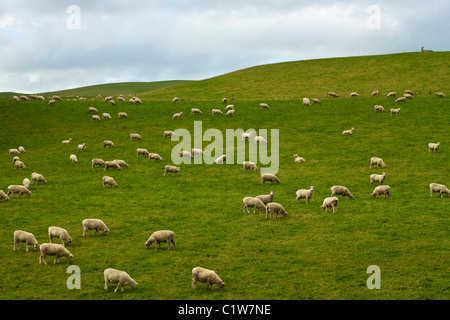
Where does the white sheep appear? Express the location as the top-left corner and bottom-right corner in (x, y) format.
(104, 161), (121, 171)
(256, 190), (274, 205)
(243, 197), (266, 214)
(39, 243), (73, 265)
(191, 148), (205, 157)
(23, 178), (31, 190)
(390, 108), (401, 116)
(130, 133), (142, 141)
(129, 98), (136, 104)
(222, 98), (227, 104)
(0, 190), (10, 202)
(212, 109), (223, 116)
(404, 93), (414, 100)
(266, 202), (288, 220)
(428, 142), (440, 153)
(172, 112), (183, 120)
(117, 96), (125, 102)
(350, 92), (359, 97)
(102, 113), (112, 120)
(82, 219), (110, 236)
(179, 151), (193, 159)
(370, 172), (386, 185)
(88, 107), (98, 113)
(14, 230), (39, 252)
(102, 176), (118, 188)
(436, 92), (446, 98)
(296, 186), (315, 204)
(320, 197), (339, 213)
(164, 165), (180, 176)
(191, 108), (202, 114)
(342, 128), (354, 135)
(243, 161), (258, 172)
(370, 157), (386, 169)
(70, 154), (78, 163)
(104, 269), (138, 292)
(145, 230), (176, 251)
(386, 92), (396, 98)
(137, 148), (150, 157)
(104, 96), (112, 101)
(48, 226), (72, 247)
(12, 156), (20, 165)
(9, 148), (21, 155)
(374, 105), (385, 112)
(225, 105), (234, 111)
(18, 146), (26, 153)
(371, 185), (391, 199)
(303, 98), (311, 106)
(62, 138), (72, 145)
(260, 103), (270, 109)
(31, 172), (47, 184)
(328, 92), (339, 98)
(7, 185), (31, 198)
(113, 160), (129, 169)
(163, 131), (176, 138)
(92, 159), (105, 168)
(330, 186), (354, 199)
(133, 97), (142, 104)
(109, 100), (116, 106)
(242, 132), (253, 141)
(261, 173), (280, 184)
(293, 154), (305, 163)
(312, 98), (321, 104)
(255, 136), (267, 145)
(226, 109), (235, 117)
(148, 153), (164, 161)
(48, 99), (55, 105)
(92, 115), (101, 121)
(13, 95), (19, 102)
(395, 97), (406, 103)
(14, 160), (26, 170)
(371, 91), (380, 97)
(77, 143), (86, 152)
(118, 112), (128, 119)
(53, 96), (62, 101)
(192, 267), (225, 290)
(214, 155), (227, 164)
(172, 97), (179, 103)
(103, 140), (115, 148)
(429, 183), (450, 198)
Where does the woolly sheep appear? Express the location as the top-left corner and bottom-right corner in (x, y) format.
(404, 90), (414, 96)
(102, 113), (112, 120)
(88, 107), (98, 113)
(20, 95), (28, 101)
(226, 109), (235, 117)
(429, 183), (450, 198)
(266, 202), (288, 220)
(436, 92), (446, 98)
(117, 96), (125, 102)
(191, 148), (205, 157)
(137, 148), (150, 157)
(104, 269), (138, 292)
(82, 219), (110, 236)
(163, 131), (176, 138)
(48, 226), (72, 247)
(212, 109), (223, 116)
(191, 108), (202, 114)
(243, 161), (258, 172)
(145, 230), (176, 251)
(255, 136), (267, 145)
(179, 151), (193, 159)
(395, 97), (406, 103)
(53, 96), (62, 101)
(12, 156), (20, 165)
(256, 190), (274, 205)
(370, 172), (386, 185)
(312, 98), (321, 104)
(260, 103), (270, 109)
(320, 197), (339, 213)
(390, 108), (401, 116)
(102, 176), (118, 188)
(14, 160), (26, 169)
(172, 112), (183, 120)
(225, 105), (234, 111)
(109, 100), (116, 106)
(62, 138), (72, 144)
(386, 92), (396, 98)
(293, 154), (306, 163)
(421, 46), (433, 52)
(0, 190), (9, 202)
(242, 132), (253, 141)
(70, 154), (78, 163)
(172, 97), (179, 103)
(92, 158), (105, 168)
(118, 112), (128, 119)
(371, 91), (380, 97)
(77, 143), (86, 152)
(31, 172), (46, 184)
(39, 243), (73, 265)
(296, 186), (315, 204)
(103, 140), (115, 148)
(148, 153), (163, 161)
(133, 97), (142, 104)
(130, 133), (141, 141)
(9, 148), (20, 155)
(371, 185), (391, 199)
(92, 115), (101, 121)
(342, 128), (354, 135)
(192, 267), (225, 290)
(350, 92), (359, 97)
(261, 173), (280, 184)
(330, 186), (354, 199)
(129, 98), (136, 104)
(104, 96), (112, 101)
(404, 93), (414, 99)
(8, 185), (31, 198)
(48, 99), (55, 105)
(428, 142), (440, 153)
(214, 155), (227, 164)
(18, 146), (26, 154)
(113, 160), (129, 168)
(23, 178), (30, 190)
(243, 197), (266, 214)
(328, 92), (339, 98)
(164, 165), (180, 176)
(222, 98), (227, 104)
(13, 95), (19, 102)
(104, 161), (121, 171)
(374, 105), (385, 112)
(303, 98), (311, 106)
(13, 230), (39, 252)
(370, 157), (386, 168)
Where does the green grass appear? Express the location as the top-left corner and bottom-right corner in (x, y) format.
(0, 93), (449, 300)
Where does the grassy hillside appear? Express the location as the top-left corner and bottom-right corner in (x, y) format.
(0, 93), (448, 300)
(141, 52), (450, 101)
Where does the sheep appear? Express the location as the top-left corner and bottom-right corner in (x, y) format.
(9, 148), (21, 155)
(261, 173), (280, 184)
(104, 161), (121, 171)
(342, 128), (354, 135)
(70, 154), (78, 163)
(328, 91), (339, 98)
(145, 230), (176, 251)
(386, 92), (396, 98)
(260, 103), (270, 109)
(172, 97), (179, 103)
(179, 151), (193, 159)
(370, 157), (386, 168)
(104, 96), (112, 101)
(191, 148), (205, 157)
(104, 269), (138, 292)
(226, 109), (235, 117)
(192, 267), (225, 290)
(102, 113), (112, 120)
(295, 186), (315, 204)
(0, 190), (10, 202)
(13, 95), (19, 102)
(222, 98), (227, 104)
(404, 93), (414, 100)
(14, 160), (26, 170)
(293, 154), (305, 163)
(395, 97), (406, 103)
(88, 106), (98, 113)
(303, 98), (311, 106)
(163, 131), (176, 138)
(242, 132), (253, 141)
(225, 105), (234, 111)
(82, 219), (110, 236)
(12, 156), (20, 165)
(371, 185), (391, 199)
(428, 142), (440, 153)
(255, 136), (267, 145)
(102, 176), (118, 188)
(421, 46), (433, 52)
(109, 100), (116, 106)
(92, 115), (101, 121)
(312, 98), (321, 104)
(117, 96), (125, 102)
(436, 92), (446, 98)
(370, 172), (386, 185)
(265, 202), (288, 220)
(129, 98), (136, 104)
(31, 172), (46, 184)
(429, 183), (450, 198)
(164, 165), (180, 176)
(191, 108), (202, 114)
(13, 230), (39, 252)
(103, 140), (115, 148)
(374, 105), (385, 112)
(390, 108), (401, 116)
(214, 155), (227, 164)
(48, 226), (72, 247)
(243, 197), (266, 214)
(130, 133), (141, 141)
(113, 160), (129, 169)
(243, 161), (258, 172)
(53, 96), (62, 101)
(371, 91), (380, 97)
(62, 138), (72, 144)
(212, 109), (223, 116)
(77, 143), (86, 152)
(137, 148), (150, 157)
(39, 243), (73, 265)
(330, 186), (354, 199)
(48, 99), (55, 105)
(8, 185), (31, 198)
(320, 197), (339, 213)
(133, 97), (142, 104)
(118, 112), (128, 119)
(23, 178), (31, 190)
(172, 112), (183, 120)
(256, 190), (274, 205)
(350, 92), (359, 97)
(92, 159), (105, 168)
(18, 146), (26, 154)
(148, 153), (164, 161)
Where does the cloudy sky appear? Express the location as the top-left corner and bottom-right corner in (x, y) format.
(0, 0), (448, 93)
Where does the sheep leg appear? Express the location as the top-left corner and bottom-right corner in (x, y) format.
(171, 240), (176, 249)
(26, 244), (29, 252)
(192, 278), (197, 289)
(114, 284), (120, 293)
(167, 241), (171, 251)
(40, 255), (47, 265)
(104, 280), (109, 291)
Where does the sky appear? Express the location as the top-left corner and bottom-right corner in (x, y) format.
(0, 0), (448, 93)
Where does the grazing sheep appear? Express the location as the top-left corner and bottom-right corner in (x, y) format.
(214, 155), (227, 164)
(70, 154), (78, 163)
(62, 138), (72, 145)
(9, 148), (21, 155)
(118, 112), (128, 119)
(421, 46), (433, 52)
(102, 176), (118, 188)
(303, 98), (311, 106)
(429, 183), (450, 198)
(404, 93), (414, 100)
(48, 226), (72, 247)
(39, 243), (73, 265)
(0, 190), (10, 202)
(117, 96), (125, 102)
(92, 115), (101, 121)
(104, 161), (121, 171)
(179, 151), (193, 159)
(328, 92), (339, 98)
(104, 269), (138, 292)
(148, 153), (163, 161)
(371, 185), (391, 199)
(242, 132), (253, 141)
(104, 96), (112, 101)
(428, 142), (440, 153)
(12, 156), (20, 165)
(226, 109), (235, 117)
(164, 165), (180, 176)
(53, 96), (62, 101)
(370, 172), (386, 185)
(371, 91), (380, 97)
(109, 100), (116, 106)
(342, 128), (354, 135)
(102, 113), (112, 120)
(18, 146), (26, 154)
(320, 197), (339, 213)
(260, 103), (270, 109)
(386, 92), (396, 98)
(129, 98), (136, 104)
(212, 109), (223, 116)
(312, 98), (321, 104)
(261, 173), (280, 184)
(23, 178), (31, 190)
(404, 90), (414, 96)
(243, 197), (266, 214)
(145, 230), (176, 251)
(191, 108), (202, 114)
(374, 105), (385, 112)
(191, 148), (205, 157)
(370, 157), (386, 168)
(31, 172), (46, 184)
(172, 112), (183, 120)
(243, 161), (258, 172)
(163, 131), (175, 138)
(330, 186), (354, 199)
(113, 160), (129, 169)
(255, 136), (267, 145)
(436, 92), (446, 98)
(77, 143), (86, 152)
(293, 154), (305, 163)
(14, 160), (26, 170)
(20, 95), (28, 101)
(192, 267), (225, 290)
(296, 186), (315, 204)
(222, 98), (227, 104)
(103, 140), (115, 148)
(13, 95), (19, 102)
(13, 230), (39, 252)
(172, 97), (179, 103)
(395, 97), (406, 103)
(48, 99), (55, 105)
(82, 219), (109, 237)
(256, 190), (274, 205)
(130, 133), (141, 141)
(137, 148), (150, 157)
(225, 105), (234, 111)
(92, 159), (105, 168)
(350, 92), (359, 97)
(266, 202), (288, 220)
(390, 108), (401, 116)
(133, 97), (142, 104)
